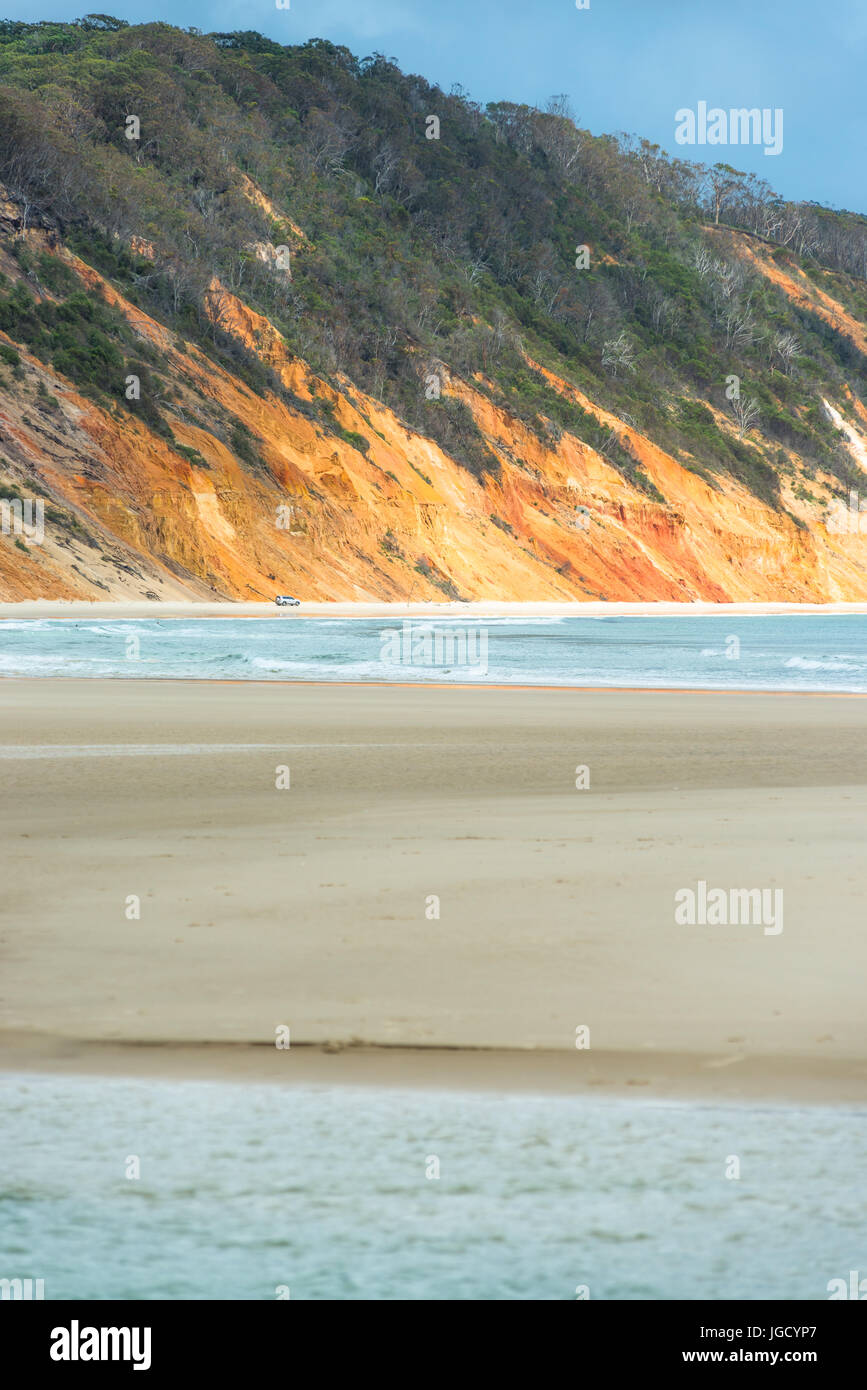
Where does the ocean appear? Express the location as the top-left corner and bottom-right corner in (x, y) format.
(2, 1075), (864, 1300)
(0, 613), (865, 689)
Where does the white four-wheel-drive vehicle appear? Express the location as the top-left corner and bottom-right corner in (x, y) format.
(274, 595), (300, 606)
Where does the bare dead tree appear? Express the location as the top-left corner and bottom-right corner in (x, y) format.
(731, 394), (760, 438)
(601, 332), (636, 376)
(724, 300), (756, 351)
(773, 332), (800, 374)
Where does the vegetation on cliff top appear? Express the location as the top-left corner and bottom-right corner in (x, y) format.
(0, 16), (864, 508)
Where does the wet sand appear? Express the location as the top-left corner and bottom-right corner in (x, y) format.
(1, 679), (866, 1101)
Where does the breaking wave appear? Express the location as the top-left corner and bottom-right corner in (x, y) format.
(784, 655), (863, 671)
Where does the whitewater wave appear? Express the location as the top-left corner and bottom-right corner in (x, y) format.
(784, 655), (863, 671)
(300, 615), (569, 627)
(251, 656), (392, 678)
(0, 652), (90, 671)
(251, 656), (307, 671)
(77, 623), (153, 635)
(415, 615), (568, 626)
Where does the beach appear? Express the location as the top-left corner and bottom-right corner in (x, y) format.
(3, 599), (867, 620)
(2, 677), (865, 1103)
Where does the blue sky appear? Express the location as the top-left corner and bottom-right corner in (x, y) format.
(11, 0), (867, 212)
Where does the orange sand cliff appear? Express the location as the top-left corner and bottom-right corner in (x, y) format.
(1, 226), (866, 603)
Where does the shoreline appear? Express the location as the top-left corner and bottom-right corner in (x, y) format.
(3, 1033), (866, 1105)
(1, 676), (866, 696)
(3, 598), (867, 620)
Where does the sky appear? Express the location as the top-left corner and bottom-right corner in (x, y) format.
(10, 0), (867, 213)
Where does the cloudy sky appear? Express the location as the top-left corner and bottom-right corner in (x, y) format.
(13, 0), (867, 211)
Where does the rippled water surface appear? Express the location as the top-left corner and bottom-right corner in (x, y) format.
(0, 613), (865, 689)
(2, 1075), (864, 1300)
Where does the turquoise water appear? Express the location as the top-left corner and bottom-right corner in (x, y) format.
(1, 1075), (864, 1300)
(0, 614), (865, 689)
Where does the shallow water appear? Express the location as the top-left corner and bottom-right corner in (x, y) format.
(1, 1075), (864, 1299)
(0, 613), (865, 690)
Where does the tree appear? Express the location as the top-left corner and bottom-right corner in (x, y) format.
(772, 332), (800, 375)
(533, 97), (581, 176)
(731, 395), (760, 438)
(601, 332), (636, 376)
(78, 15), (129, 30)
(703, 163), (746, 226)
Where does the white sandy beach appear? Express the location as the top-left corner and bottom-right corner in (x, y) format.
(3, 599), (867, 620)
(1, 677), (865, 1102)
